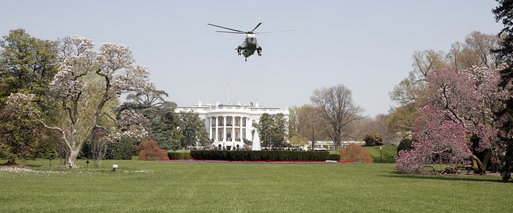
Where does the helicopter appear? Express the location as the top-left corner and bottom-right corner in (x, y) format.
(207, 22), (265, 61)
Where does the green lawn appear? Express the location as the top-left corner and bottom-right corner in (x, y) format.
(1, 159), (512, 212)
(365, 145), (398, 163)
(330, 145), (398, 163)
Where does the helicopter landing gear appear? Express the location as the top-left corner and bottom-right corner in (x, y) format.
(245, 58), (247, 62)
(257, 47), (262, 56)
(237, 46), (242, 55)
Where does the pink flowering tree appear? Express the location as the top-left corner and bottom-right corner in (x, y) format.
(20, 36), (152, 168)
(395, 65), (511, 174)
(0, 93), (44, 164)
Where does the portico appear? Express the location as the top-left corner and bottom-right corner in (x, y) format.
(209, 115), (248, 143)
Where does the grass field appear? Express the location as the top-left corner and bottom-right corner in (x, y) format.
(1, 159), (512, 212)
(329, 145), (398, 163)
(365, 146), (397, 163)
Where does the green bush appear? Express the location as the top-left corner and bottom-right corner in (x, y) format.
(397, 137), (414, 154)
(168, 151), (192, 160)
(327, 154), (341, 161)
(190, 150), (329, 161)
(364, 131), (383, 146)
(105, 139), (136, 160)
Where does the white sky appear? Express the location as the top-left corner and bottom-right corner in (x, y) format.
(0, 0), (503, 117)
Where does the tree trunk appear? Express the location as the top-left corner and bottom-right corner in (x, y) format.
(482, 149), (491, 172)
(471, 155), (486, 175)
(6, 157), (16, 165)
(68, 149), (80, 168)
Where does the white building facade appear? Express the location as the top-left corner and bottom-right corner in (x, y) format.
(177, 101), (289, 150)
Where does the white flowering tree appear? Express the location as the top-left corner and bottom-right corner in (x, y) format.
(25, 36), (152, 168)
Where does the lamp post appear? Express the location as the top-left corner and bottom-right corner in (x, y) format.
(379, 146), (383, 163)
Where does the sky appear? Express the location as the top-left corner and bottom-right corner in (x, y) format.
(0, 0), (503, 117)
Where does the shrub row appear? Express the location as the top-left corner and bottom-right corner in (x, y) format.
(327, 154), (341, 161)
(167, 152), (192, 160)
(190, 150), (329, 161)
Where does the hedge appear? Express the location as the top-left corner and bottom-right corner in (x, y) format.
(167, 151), (192, 160)
(190, 150), (329, 161)
(327, 154), (341, 161)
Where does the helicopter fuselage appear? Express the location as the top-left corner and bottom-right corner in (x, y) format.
(238, 34), (262, 60)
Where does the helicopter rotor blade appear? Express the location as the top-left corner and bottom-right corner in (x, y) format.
(215, 31), (247, 34)
(254, 30), (295, 34)
(207, 23), (245, 33)
(250, 22), (262, 33)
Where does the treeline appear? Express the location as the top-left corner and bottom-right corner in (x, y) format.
(0, 29), (208, 167)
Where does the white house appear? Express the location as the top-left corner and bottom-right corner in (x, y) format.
(176, 101), (289, 150)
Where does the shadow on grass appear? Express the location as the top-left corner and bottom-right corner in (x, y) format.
(380, 171), (503, 183)
(0, 163), (42, 168)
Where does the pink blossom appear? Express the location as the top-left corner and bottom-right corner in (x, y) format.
(395, 65), (510, 174)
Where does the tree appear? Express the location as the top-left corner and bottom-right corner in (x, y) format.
(348, 114), (396, 145)
(288, 106), (300, 139)
(371, 114), (395, 145)
(0, 93), (43, 164)
(257, 113), (287, 148)
(0, 29), (59, 110)
(177, 111), (209, 148)
(447, 32), (501, 70)
(120, 85), (181, 150)
(0, 29), (61, 159)
(386, 103), (417, 137)
(493, 0), (513, 181)
(363, 131), (383, 146)
(125, 83), (168, 106)
(297, 105), (324, 150)
(395, 65), (510, 174)
(289, 135), (308, 148)
(395, 108), (473, 174)
(28, 36), (151, 168)
(390, 50), (445, 106)
(389, 32), (501, 138)
(311, 84), (362, 149)
(147, 102), (182, 150)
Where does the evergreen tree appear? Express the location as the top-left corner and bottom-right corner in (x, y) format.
(0, 29), (58, 111)
(493, 0), (513, 182)
(257, 113), (287, 148)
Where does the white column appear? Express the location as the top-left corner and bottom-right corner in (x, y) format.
(232, 116), (235, 142)
(246, 117), (250, 142)
(240, 117), (243, 141)
(215, 116), (219, 142)
(223, 116), (227, 142)
(209, 117), (212, 140)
